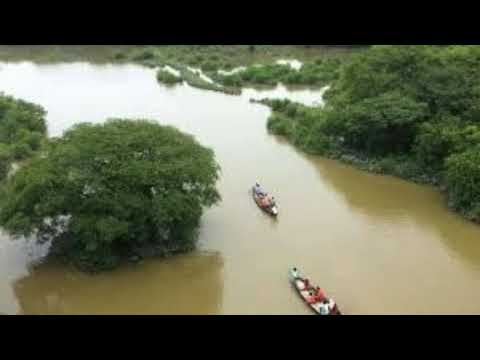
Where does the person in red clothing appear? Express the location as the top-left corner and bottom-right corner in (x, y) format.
(306, 286), (326, 304)
(312, 286), (327, 303)
(306, 291), (317, 304)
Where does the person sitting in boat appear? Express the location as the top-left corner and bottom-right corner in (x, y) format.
(306, 286), (325, 304)
(260, 195), (271, 208)
(306, 290), (318, 305)
(301, 278), (313, 291)
(312, 286), (327, 303)
(318, 299), (331, 315)
(254, 183), (266, 196)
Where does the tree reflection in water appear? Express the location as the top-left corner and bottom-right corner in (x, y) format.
(14, 251), (223, 315)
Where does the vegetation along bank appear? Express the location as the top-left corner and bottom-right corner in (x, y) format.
(258, 45), (480, 223)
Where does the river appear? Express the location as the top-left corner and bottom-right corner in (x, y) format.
(1, 61), (480, 315)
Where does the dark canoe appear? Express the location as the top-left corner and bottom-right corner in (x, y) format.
(252, 186), (278, 217)
(289, 268), (342, 315)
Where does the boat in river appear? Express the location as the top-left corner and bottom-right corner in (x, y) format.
(289, 267), (342, 315)
(252, 184), (278, 216)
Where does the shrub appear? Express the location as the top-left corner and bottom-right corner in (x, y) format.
(156, 69), (182, 85)
(445, 147), (480, 221)
(267, 114), (293, 136)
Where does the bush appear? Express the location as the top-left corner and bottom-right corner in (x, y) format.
(283, 102), (298, 118)
(113, 52), (127, 61)
(0, 119), (221, 272)
(392, 158), (426, 181)
(221, 75), (242, 87)
(414, 120), (480, 171)
(267, 114), (293, 136)
(445, 147), (480, 221)
(131, 49), (155, 61)
(156, 69), (182, 85)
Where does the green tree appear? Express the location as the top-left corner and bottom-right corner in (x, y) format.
(323, 92), (429, 155)
(414, 120), (480, 171)
(0, 119), (221, 272)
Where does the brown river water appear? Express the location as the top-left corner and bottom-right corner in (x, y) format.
(1, 61), (480, 315)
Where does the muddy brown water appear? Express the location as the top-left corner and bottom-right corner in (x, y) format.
(1, 62), (480, 314)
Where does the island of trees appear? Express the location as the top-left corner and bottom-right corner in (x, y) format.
(0, 97), (220, 272)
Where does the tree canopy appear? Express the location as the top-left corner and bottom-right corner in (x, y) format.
(0, 119), (221, 271)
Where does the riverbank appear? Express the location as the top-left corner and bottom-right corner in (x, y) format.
(255, 98), (438, 181)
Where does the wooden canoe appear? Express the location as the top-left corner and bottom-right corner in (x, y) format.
(252, 186), (278, 217)
(289, 267), (341, 315)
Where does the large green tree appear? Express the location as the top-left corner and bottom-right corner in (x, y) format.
(0, 119), (221, 272)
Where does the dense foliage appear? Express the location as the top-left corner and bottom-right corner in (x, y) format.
(0, 119), (221, 272)
(261, 46), (480, 222)
(0, 93), (47, 180)
(446, 147), (480, 220)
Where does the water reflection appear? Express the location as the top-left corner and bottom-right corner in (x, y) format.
(0, 232), (50, 314)
(14, 251), (224, 315)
